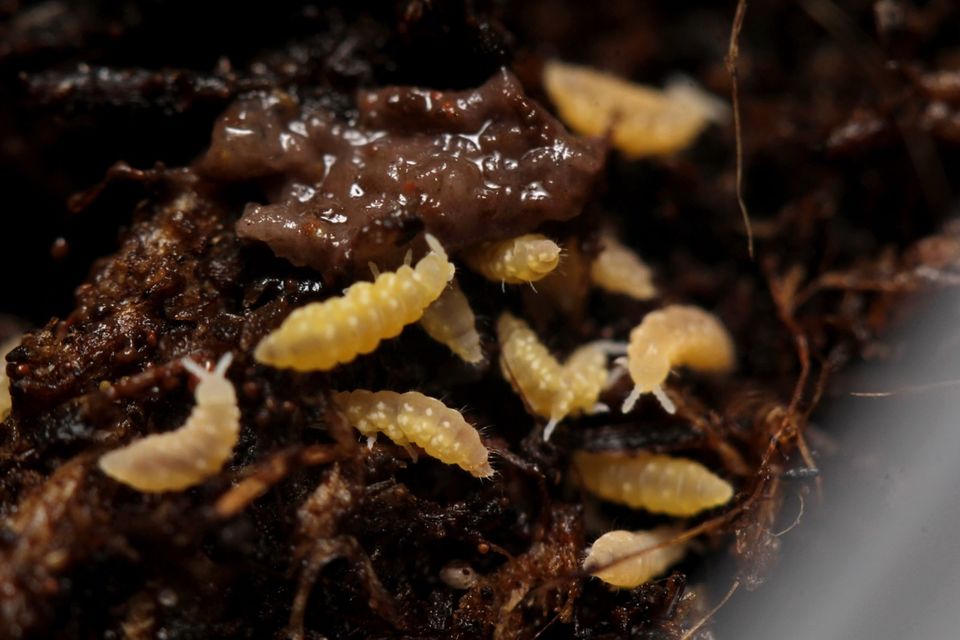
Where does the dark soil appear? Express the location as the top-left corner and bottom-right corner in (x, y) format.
(2, 1), (959, 638)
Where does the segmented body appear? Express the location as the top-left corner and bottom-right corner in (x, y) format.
(255, 234), (455, 371)
(334, 390), (493, 478)
(574, 450), (733, 516)
(622, 305), (734, 414)
(584, 528), (686, 588)
(463, 234), (561, 284)
(543, 60), (723, 158)
(497, 313), (573, 434)
(498, 315), (612, 440)
(591, 235), (657, 300)
(419, 279), (483, 363)
(564, 342), (609, 415)
(99, 354), (240, 492)
(0, 336), (19, 422)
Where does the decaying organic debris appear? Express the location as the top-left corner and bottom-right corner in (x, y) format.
(208, 70), (605, 275)
(2, 1), (960, 639)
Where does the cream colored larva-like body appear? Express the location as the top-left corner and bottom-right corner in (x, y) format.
(419, 279), (483, 364)
(574, 450), (733, 516)
(255, 234), (455, 371)
(622, 305), (735, 414)
(584, 528), (687, 589)
(463, 234), (561, 284)
(543, 60), (726, 158)
(591, 235), (657, 300)
(498, 315), (612, 440)
(334, 390), (493, 478)
(497, 313), (574, 437)
(0, 336), (20, 422)
(563, 343), (609, 416)
(99, 354), (241, 492)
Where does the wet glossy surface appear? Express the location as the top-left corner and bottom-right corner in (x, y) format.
(200, 69), (604, 273)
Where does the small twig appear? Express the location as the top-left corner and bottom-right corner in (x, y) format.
(680, 578), (741, 640)
(850, 378), (960, 397)
(532, 612), (562, 639)
(214, 445), (338, 518)
(773, 491), (806, 537)
(726, 0), (754, 259)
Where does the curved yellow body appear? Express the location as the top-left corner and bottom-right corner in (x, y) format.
(255, 235), (455, 371)
(543, 60), (722, 158)
(99, 354), (240, 492)
(419, 279), (483, 364)
(463, 234), (561, 284)
(591, 236), (656, 300)
(564, 343), (609, 415)
(623, 305), (734, 413)
(334, 390), (492, 478)
(584, 528), (686, 588)
(498, 314), (612, 439)
(497, 313), (573, 427)
(574, 450), (733, 516)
